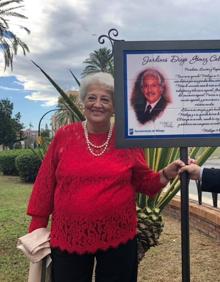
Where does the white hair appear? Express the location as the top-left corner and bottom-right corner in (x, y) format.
(141, 69), (165, 88)
(79, 72), (114, 101)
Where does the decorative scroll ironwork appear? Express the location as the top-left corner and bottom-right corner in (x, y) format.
(98, 28), (121, 58)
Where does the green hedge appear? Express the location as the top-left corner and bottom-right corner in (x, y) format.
(15, 152), (41, 183)
(0, 149), (31, 175)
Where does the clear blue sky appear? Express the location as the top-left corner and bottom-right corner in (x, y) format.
(1, 0), (220, 130)
(0, 76), (55, 130)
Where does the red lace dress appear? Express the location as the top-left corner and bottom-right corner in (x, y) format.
(27, 122), (164, 254)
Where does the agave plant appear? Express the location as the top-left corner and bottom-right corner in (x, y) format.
(136, 146), (216, 262)
(33, 62), (217, 263)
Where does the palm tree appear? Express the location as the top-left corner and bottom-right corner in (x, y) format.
(55, 91), (84, 129)
(81, 47), (114, 77)
(0, 0), (30, 70)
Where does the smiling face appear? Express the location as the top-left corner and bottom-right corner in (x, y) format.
(142, 75), (163, 104)
(83, 83), (114, 131)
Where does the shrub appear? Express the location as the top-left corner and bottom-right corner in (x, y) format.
(15, 152), (41, 183)
(0, 149), (29, 175)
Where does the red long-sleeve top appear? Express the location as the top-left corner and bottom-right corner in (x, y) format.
(27, 122), (164, 254)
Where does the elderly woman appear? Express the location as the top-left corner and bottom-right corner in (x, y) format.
(27, 72), (184, 282)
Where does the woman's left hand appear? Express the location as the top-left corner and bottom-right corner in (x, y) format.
(160, 160), (185, 183)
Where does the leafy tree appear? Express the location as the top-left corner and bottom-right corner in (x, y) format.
(0, 98), (24, 148)
(81, 47), (114, 77)
(0, 0), (30, 70)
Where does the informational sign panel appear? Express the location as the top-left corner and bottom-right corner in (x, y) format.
(114, 40), (220, 147)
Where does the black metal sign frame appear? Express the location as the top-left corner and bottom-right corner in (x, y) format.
(114, 39), (220, 148)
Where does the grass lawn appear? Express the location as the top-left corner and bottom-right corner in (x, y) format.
(0, 174), (32, 282)
(1, 173), (220, 282)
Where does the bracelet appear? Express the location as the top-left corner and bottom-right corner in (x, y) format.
(162, 168), (173, 181)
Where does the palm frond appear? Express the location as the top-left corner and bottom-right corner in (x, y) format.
(0, 4), (24, 12)
(32, 61), (85, 121)
(0, 1), (23, 9)
(19, 25), (30, 34)
(69, 69), (80, 86)
(0, 37), (13, 69)
(0, 16), (8, 28)
(1, 11), (27, 19)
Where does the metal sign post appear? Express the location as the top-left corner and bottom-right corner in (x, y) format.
(180, 147), (190, 282)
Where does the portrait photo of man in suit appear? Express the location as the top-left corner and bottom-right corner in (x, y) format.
(131, 69), (171, 124)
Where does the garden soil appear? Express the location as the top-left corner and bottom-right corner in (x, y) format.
(138, 214), (220, 282)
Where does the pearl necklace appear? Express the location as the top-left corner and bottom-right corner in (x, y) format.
(82, 120), (113, 157)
